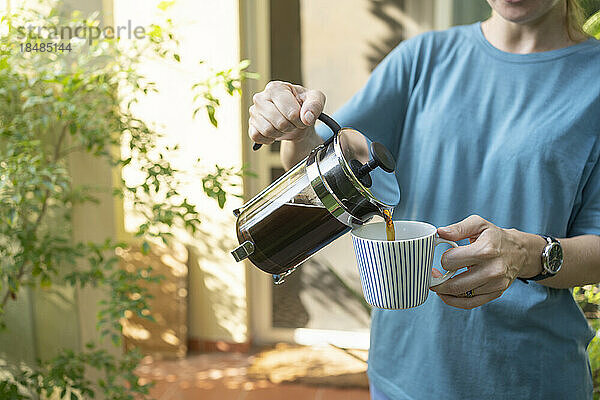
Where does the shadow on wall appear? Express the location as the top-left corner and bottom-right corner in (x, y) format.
(119, 243), (188, 359)
(187, 211), (248, 344)
(301, 258), (371, 328)
(367, 0), (406, 71)
(272, 256), (371, 330)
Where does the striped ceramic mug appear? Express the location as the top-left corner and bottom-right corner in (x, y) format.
(351, 221), (458, 309)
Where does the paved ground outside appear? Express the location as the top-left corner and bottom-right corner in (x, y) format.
(136, 351), (371, 400)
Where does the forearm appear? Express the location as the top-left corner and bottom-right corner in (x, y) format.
(517, 231), (600, 288)
(280, 126), (323, 170)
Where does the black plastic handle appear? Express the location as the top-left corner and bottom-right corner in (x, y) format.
(252, 112), (340, 151)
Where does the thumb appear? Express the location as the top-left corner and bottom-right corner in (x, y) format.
(297, 88), (325, 126)
(437, 215), (489, 241)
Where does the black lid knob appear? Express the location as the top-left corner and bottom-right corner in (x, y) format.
(369, 142), (396, 173)
(350, 142), (396, 187)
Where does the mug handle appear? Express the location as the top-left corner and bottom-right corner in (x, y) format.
(429, 236), (459, 287)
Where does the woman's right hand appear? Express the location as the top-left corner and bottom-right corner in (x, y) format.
(249, 81), (326, 145)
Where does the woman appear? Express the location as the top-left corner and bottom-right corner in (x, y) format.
(248, 0), (600, 398)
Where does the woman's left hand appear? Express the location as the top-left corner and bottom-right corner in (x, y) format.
(430, 215), (543, 309)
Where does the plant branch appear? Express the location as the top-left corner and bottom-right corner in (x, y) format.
(58, 144), (85, 159)
(53, 124), (69, 163)
(1, 124), (70, 307)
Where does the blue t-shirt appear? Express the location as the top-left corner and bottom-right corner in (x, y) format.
(317, 23), (600, 400)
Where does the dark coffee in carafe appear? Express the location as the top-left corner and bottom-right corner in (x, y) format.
(236, 202), (349, 275)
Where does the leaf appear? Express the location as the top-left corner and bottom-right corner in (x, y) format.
(206, 105), (217, 127)
(157, 0), (175, 11)
(238, 59), (251, 70)
(244, 71), (260, 80)
(111, 333), (121, 346)
(141, 241), (150, 255)
(173, 54), (180, 62)
(40, 275), (52, 289)
(148, 24), (163, 39)
(225, 80), (235, 95)
(217, 191), (226, 209)
(583, 10), (600, 39)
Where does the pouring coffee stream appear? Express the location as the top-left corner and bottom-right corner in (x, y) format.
(233, 112), (401, 284)
(383, 209), (396, 241)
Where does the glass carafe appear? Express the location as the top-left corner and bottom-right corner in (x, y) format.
(233, 160), (349, 277)
(231, 113), (401, 283)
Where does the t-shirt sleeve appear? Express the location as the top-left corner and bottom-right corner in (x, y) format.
(315, 39), (417, 159)
(568, 152), (600, 237)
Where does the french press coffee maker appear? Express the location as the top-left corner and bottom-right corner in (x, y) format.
(231, 113), (401, 284)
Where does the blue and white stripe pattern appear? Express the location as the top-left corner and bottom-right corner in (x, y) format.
(352, 235), (435, 309)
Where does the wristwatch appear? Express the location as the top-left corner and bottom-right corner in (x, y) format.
(521, 235), (563, 282)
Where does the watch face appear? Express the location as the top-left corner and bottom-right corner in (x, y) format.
(546, 242), (563, 273)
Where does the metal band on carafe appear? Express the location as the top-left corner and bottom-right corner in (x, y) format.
(305, 145), (363, 227)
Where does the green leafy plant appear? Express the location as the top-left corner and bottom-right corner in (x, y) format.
(192, 59), (258, 127)
(588, 319), (600, 400)
(574, 285), (600, 318)
(574, 285), (600, 398)
(0, 2), (250, 398)
(201, 164), (252, 209)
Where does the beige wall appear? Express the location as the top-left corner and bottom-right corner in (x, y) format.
(300, 0), (442, 112)
(113, 0), (247, 344)
(301, 0), (400, 111)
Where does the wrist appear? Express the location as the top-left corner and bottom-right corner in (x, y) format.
(515, 230), (546, 279)
(293, 126), (321, 144)
(280, 127), (322, 169)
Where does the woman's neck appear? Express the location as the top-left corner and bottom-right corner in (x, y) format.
(481, 3), (583, 53)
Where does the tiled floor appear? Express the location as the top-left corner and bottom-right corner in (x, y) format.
(136, 352), (370, 400)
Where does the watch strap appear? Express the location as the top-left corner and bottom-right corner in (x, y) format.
(526, 272), (552, 281)
(518, 235), (558, 283)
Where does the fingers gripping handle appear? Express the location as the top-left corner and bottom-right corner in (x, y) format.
(429, 237), (459, 287)
(252, 112), (340, 151)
